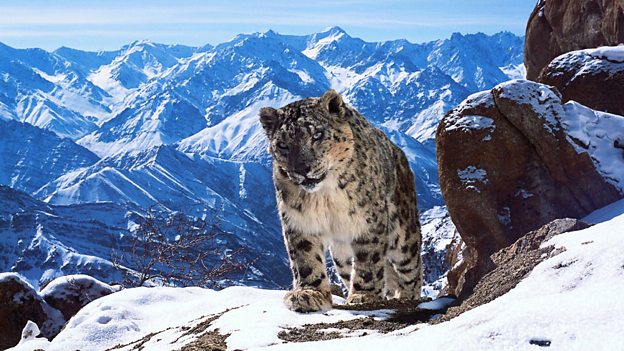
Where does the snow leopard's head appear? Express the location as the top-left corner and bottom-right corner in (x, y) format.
(259, 90), (354, 192)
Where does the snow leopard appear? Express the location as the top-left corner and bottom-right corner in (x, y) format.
(259, 89), (422, 312)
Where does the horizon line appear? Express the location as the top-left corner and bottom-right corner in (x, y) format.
(0, 26), (524, 53)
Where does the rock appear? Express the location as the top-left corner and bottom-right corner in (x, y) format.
(539, 45), (624, 116)
(0, 273), (64, 350)
(524, 0), (624, 80)
(436, 79), (623, 298)
(41, 274), (116, 321)
(438, 218), (589, 322)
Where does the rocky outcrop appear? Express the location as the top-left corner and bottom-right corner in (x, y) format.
(0, 273), (64, 350)
(439, 218), (589, 322)
(436, 79), (623, 298)
(41, 275), (116, 321)
(539, 46), (624, 116)
(524, 0), (624, 80)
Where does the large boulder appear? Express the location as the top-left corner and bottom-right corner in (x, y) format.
(436, 79), (624, 297)
(41, 274), (116, 321)
(524, 0), (624, 80)
(539, 45), (624, 116)
(0, 273), (64, 350)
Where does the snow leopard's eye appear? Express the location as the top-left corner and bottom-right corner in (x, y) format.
(312, 131), (324, 141)
(277, 141), (288, 150)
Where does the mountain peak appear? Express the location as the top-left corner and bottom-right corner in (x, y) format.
(321, 26), (347, 35)
(130, 39), (156, 47)
(450, 32), (465, 41)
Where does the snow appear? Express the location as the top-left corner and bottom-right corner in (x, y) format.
(0, 272), (36, 290)
(514, 188), (534, 199)
(290, 69), (314, 83)
(496, 79), (563, 135)
(11, 287), (388, 351)
(582, 198), (624, 224)
(12, 198), (624, 351)
(19, 321), (40, 344)
(302, 30), (345, 59)
(417, 296), (456, 311)
(499, 63), (526, 80)
(463, 90), (495, 109)
(582, 45), (624, 63)
(561, 101), (624, 191)
(238, 164), (247, 199)
(177, 90), (297, 161)
(40, 274), (115, 303)
(546, 45), (624, 83)
(457, 166), (488, 192)
(445, 115), (495, 132)
(32, 69), (67, 84)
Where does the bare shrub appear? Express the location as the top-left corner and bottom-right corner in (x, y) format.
(111, 209), (246, 288)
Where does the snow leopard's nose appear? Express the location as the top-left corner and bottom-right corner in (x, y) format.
(293, 165), (311, 177)
(287, 153), (311, 177)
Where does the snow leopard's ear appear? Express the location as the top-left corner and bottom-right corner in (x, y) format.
(259, 107), (280, 135)
(321, 89), (345, 120)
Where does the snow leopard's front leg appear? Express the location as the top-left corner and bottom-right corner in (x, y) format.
(282, 228), (331, 312)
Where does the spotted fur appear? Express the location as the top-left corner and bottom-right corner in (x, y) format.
(260, 89), (422, 312)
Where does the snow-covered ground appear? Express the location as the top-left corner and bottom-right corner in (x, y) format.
(11, 199), (624, 351)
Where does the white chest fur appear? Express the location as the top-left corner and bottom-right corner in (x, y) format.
(280, 178), (368, 241)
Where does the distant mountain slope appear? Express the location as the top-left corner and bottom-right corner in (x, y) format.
(0, 186), (290, 289)
(0, 119), (99, 194)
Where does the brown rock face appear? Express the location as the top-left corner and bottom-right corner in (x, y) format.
(539, 46), (624, 116)
(0, 274), (64, 349)
(41, 274), (115, 321)
(436, 80), (622, 298)
(524, 0), (624, 80)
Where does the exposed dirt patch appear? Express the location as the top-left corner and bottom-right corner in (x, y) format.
(107, 330), (170, 351)
(333, 298), (426, 311)
(279, 298), (457, 343)
(177, 310), (236, 351)
(278, 316), (410, 342)
(179, 329), (229, 351)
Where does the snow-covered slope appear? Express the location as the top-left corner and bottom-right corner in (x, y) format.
(0, 119), (99, 194)
(0, 43), (113, 138)
(12, 198), (624, 351)
(86, 41), (199, 106)
(37, 145), (280, 230)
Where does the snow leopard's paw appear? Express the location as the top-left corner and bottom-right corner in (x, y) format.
(284, 289), (332, 313)
(346, 292), (382, 305)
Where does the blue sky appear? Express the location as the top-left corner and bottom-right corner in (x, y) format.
(0, 0), (536, 51)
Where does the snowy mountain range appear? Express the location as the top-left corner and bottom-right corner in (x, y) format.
(0, 27), (524, 290)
